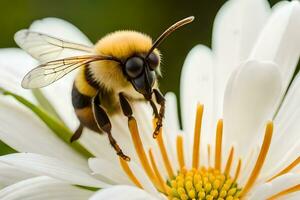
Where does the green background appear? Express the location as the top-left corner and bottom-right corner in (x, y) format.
(0, 0), (282, 155)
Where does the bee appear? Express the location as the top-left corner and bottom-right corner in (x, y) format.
(15, 16), (194, 161)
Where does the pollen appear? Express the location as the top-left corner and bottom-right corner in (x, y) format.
(167, 167), (242, 200)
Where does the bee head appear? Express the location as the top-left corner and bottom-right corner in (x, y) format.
(124, 52), (160, 100)
(94, 16), (194, 100)
(123, 16), (194, 100)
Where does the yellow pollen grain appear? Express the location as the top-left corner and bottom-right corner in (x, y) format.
(168, 168), (241, 200)
(119, 158), (143, 188)
(215, 119), (223, 171)
(192, 104), (204, 169)
(176, 135), (185, 169)
(267, 156), (300, 182)
(241, 121), (273, 197)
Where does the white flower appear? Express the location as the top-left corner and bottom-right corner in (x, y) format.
(0, 0), (300, 199)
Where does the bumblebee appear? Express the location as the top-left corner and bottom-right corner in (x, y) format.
(15, 16), (194, 161)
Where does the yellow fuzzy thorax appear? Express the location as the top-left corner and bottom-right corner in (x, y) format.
(94, 30), (153, 59)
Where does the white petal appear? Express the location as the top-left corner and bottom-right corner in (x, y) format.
(131, 102), (155, 149)
(165, 92), (180, 134)
(88, 158), (131, 185)
(0, 153), (108, 188)
(40, 71), (79, 131)
(212, 0), (271, 119)
(249, 173), (300, 200)
(274, 72), (300, 133)
(128, 162), (160, 198)
(0, 48), (37, 102)
(262, 72), (300, 177)
(0, 176), (93, 200)
(28, 17), (92, 45)
(79, 120), (137, 164)
(282, 192), (300, 200)
(79, 101), (158, 168)
(0, 162), (34, 188)
(78, 130), (116, 162)
(262, 142), (300, 182)
(163, 92), (181, 171)
(250, 1), (300, 98)
(180, 45), (214, 167)
(27, 17), (93, 130)
(0, 97), (86, 166)
(0, 48), (36, 75)
(223, 60), (282, 158)
(89, 185), (158, 200)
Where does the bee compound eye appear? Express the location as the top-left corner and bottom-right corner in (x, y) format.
(147, 52), (159, 70)
(125, 57), (144, 78)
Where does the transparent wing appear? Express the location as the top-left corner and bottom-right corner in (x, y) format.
(21, 55), (112, 89)
(15, 30), (94, 62)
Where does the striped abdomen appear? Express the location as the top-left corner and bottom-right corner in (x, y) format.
(72, 65), (99, 132)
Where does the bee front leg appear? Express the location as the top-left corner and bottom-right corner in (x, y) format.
(92, 94), (130, 161)
(119, 93), (133, 119)
(152, 89), (165, 138)
(119, 92), (142, 136)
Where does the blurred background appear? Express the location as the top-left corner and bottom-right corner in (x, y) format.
(0, 0), (282, 155)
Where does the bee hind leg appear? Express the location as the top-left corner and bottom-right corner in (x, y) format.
(70, 124), (84, 143)
(92, 94), (130, 161)
(152, 89), (165, 138)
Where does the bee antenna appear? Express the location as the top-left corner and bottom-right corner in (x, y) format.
(146, 16), (194, 58)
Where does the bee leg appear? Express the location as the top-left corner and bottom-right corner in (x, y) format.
(119, 92), (139, 130)
(149, 99), (159, 118)
(92, 94), (130, 161)
(152, 89), (165, 138)
(119, 92), (144, 137)
(70, 124), (84, 143)
(119, 93), (133, 118)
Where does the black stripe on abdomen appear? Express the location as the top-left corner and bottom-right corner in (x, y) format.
(84, 65), (100, 90)
(72, 84), (92, 109)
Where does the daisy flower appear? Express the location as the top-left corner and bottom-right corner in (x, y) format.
(0, 0), (299, 199)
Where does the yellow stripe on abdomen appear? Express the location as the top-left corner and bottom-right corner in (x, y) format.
(75, 67), (97, 97)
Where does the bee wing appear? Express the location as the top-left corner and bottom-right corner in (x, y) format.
(15, 30), (94, 62)
(21, 55), (109, 89)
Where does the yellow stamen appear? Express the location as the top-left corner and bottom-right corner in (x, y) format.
(243, 149), (256, 177)
(128, 117), (158, 187)
(192, 104), (204, 169)
(268, 184), (300, 200)
(241, 122), (273, 197)
(119, 158), (143, 188)
(149, 149), (168, 193)
(224, 147), (234, 175)
(233, 159), (242, 183)
(155, 121), (175, 179)
(176, 135), (185, 169)
(267, 156), (300, 182)
(207, 144), (211, 167)
(215, 119), (223, 171)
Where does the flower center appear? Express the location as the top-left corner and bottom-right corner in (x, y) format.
(168, 167), (241, 200)
(117, 103), (300, 199)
